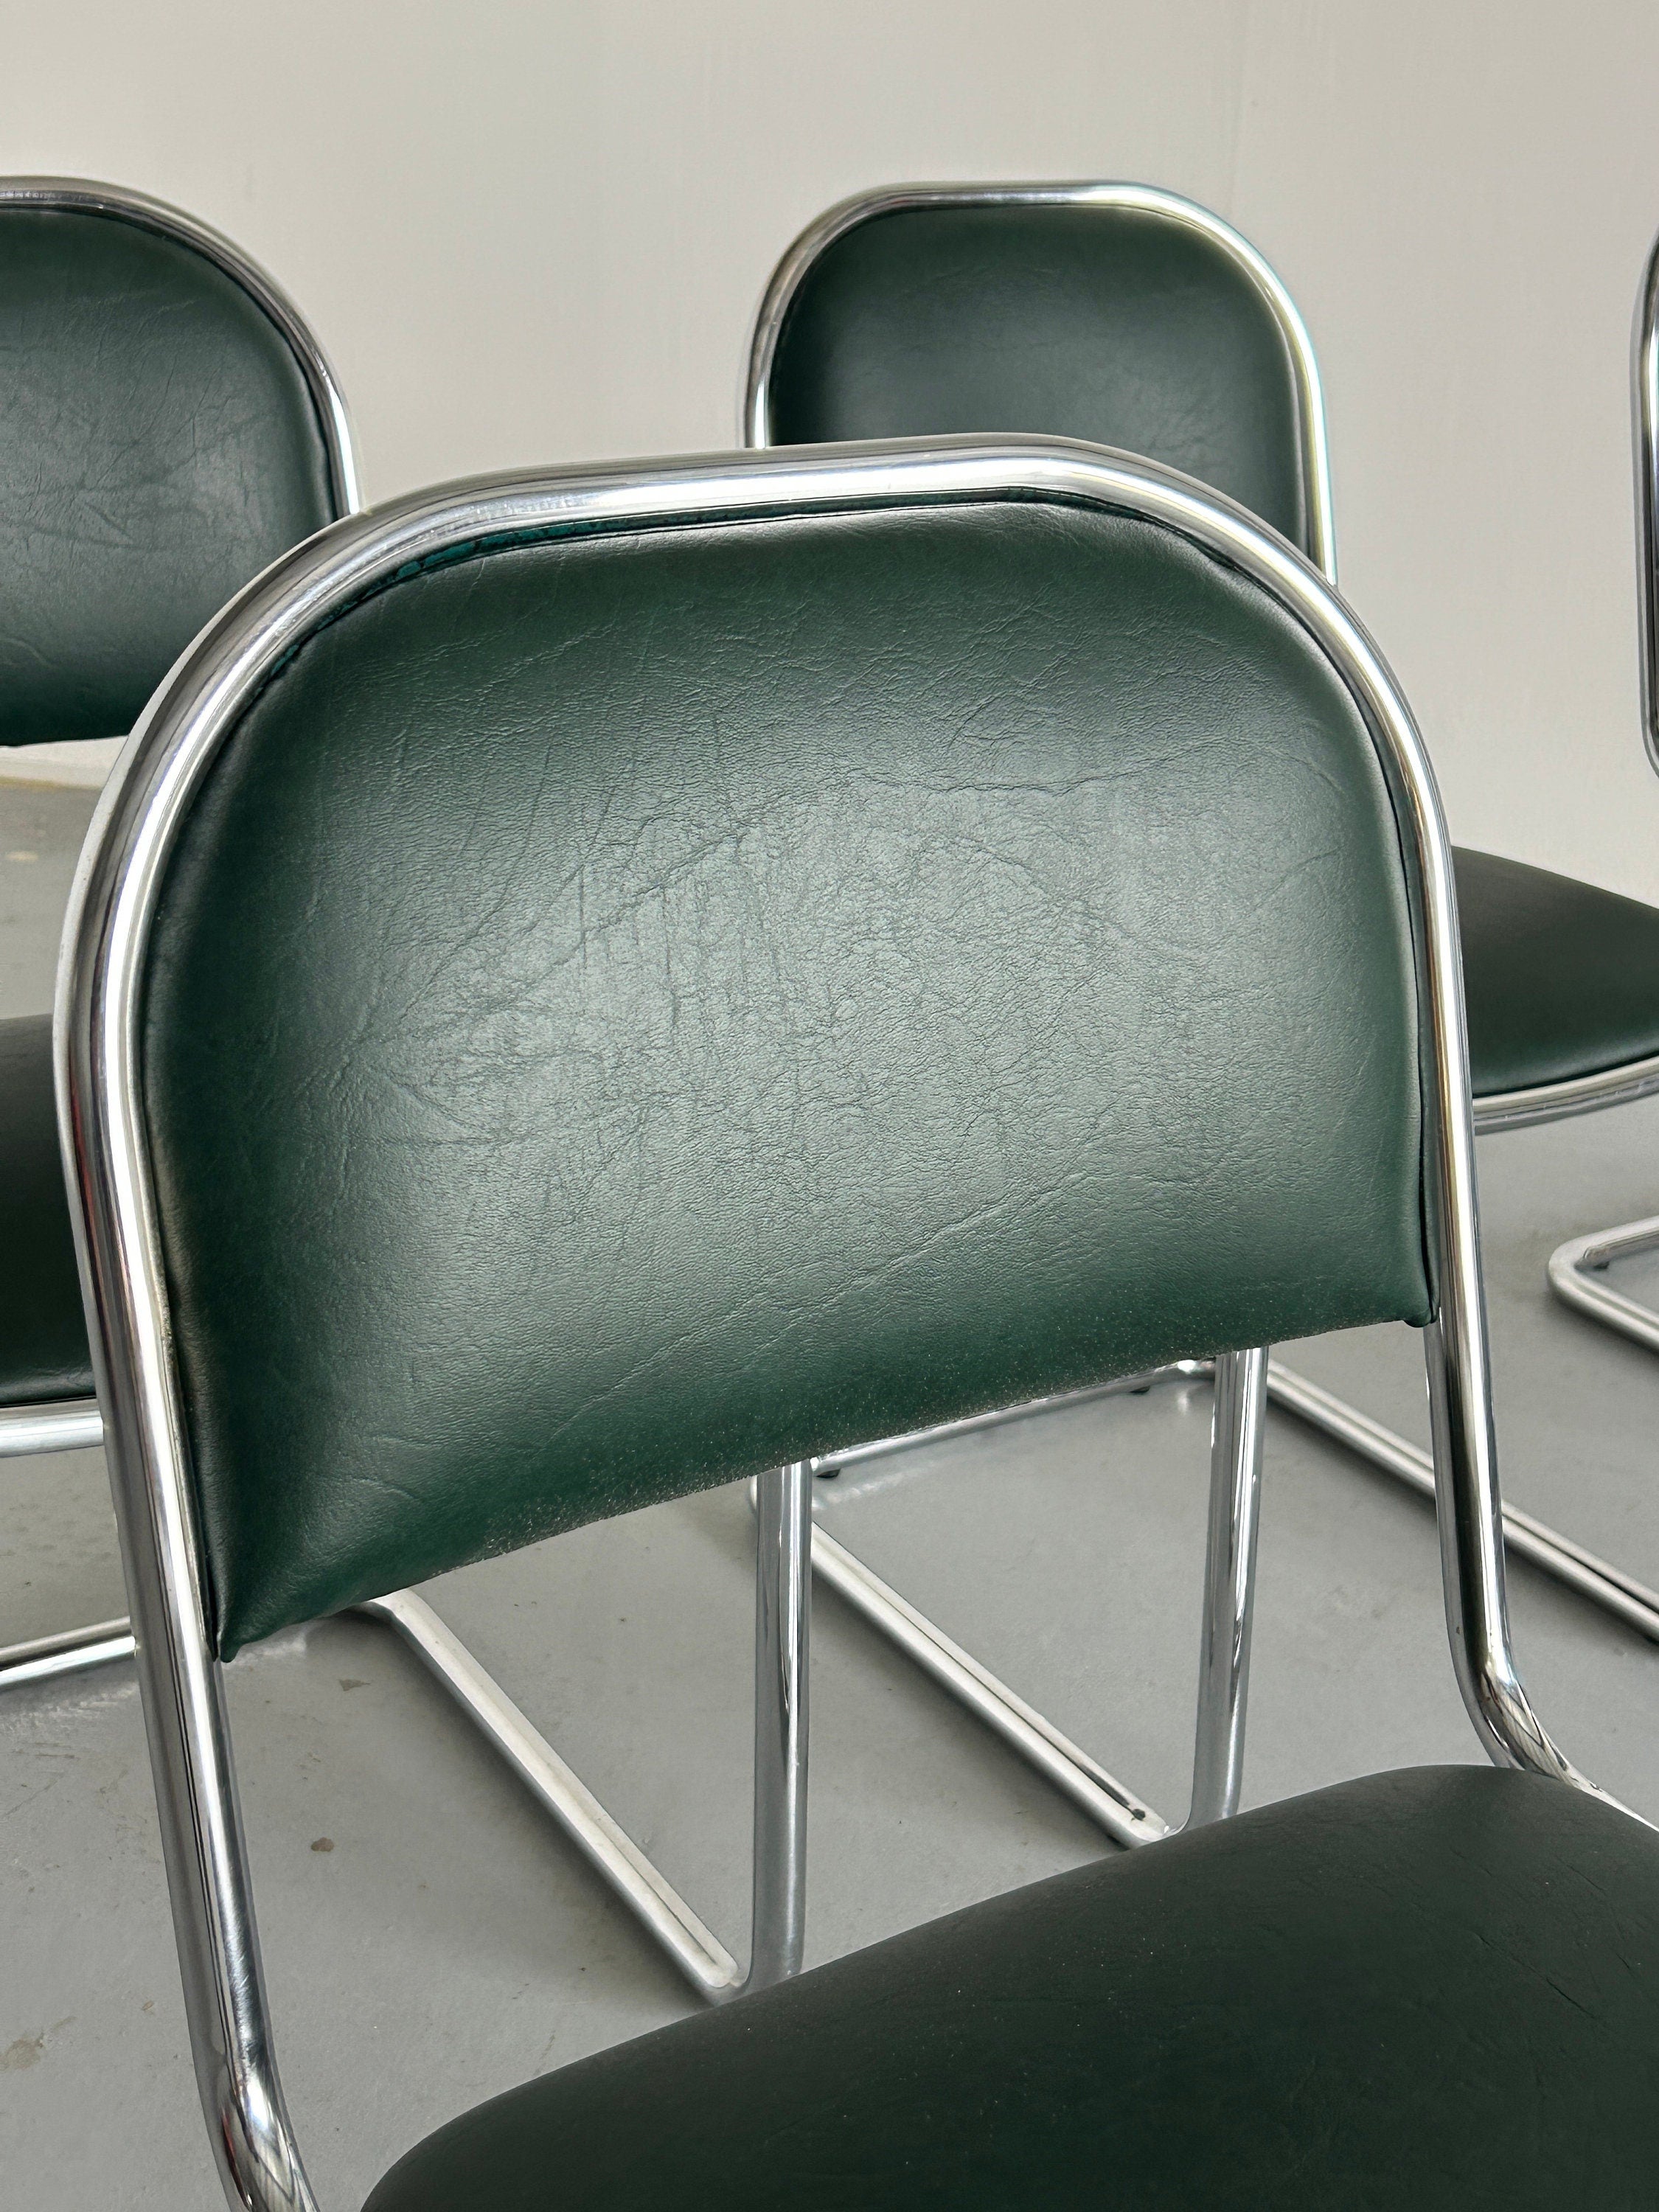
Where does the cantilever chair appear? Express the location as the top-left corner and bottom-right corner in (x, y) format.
(0, 178), (358, 1693)
(742, 184), (1659, 1775)
(1549, 226), (1659, 1354)
(60, 437), (1659, 2209)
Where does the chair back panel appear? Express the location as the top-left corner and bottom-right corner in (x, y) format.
(0, 202), (337, 744)
(759, 201), (1312, 555)
(139, 496), (1430, 1653)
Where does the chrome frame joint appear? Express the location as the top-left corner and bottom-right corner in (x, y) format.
(359, 1461), (811, 2008)
(1548, 1215), (1659, 1355)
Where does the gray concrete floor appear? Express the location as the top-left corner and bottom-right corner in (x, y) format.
(7, 773), (1659, 2207)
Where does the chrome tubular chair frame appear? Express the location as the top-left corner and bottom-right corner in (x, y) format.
(0, 184), (821, 2023)
(1277, 220), (1659, 1630)
(1544, 226), (1659, 1364)
(0, 175), (361, 1693)
(742, 183), (1659, 1664)
(787, 1354), (1257, 1848)
(59, 436), (1606, 2212)
(742, 181), (1337, 582)
(0, 177), (361, 515)
(740, 180), (1340, 1826)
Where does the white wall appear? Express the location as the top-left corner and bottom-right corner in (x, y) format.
(8, 0), (1659, 897)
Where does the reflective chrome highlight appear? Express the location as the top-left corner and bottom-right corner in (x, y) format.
(1267, 1360), (1659, 1641)
(58, 438), (1608, 2212)
(1189, 1349), (1267, 1826)
(0, 1615), (134, 1689)
(1480, 227), (1659, 1453)
(359, 1469), (809, 2006)
(1638, 222), (1659, 779)
(0, 178), (360, 517)
(812, 1361), (1206, 1472)
(796, 1350), (1259, 1844)
(1548, 1214), (1659, 1357)
(1283, 222), (1659, 1593)
(1472, 1052), (1659, 1133)
(805, 1514), (1171, 1849)
(0, 1394), (102, 1457)
(742, 181), (1336, 582)
(746, 1463), (812, 1989)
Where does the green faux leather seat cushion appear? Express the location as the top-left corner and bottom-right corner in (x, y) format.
(365, 1766), (1659, 2211)
(1455, 846), (1659, 1097)
(141, 496), (1430, 1655)
(0, 1015), (93, 1404)
(0, 204), (336, 745)
(762, 202), (1312, 555)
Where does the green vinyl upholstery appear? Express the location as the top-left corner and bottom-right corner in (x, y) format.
(756, 189), (1659, 1106)
(0, 1015), (92, 1404)
(140, 495), (1430, 1656)
(0, 189), (347, 1423)
(1455, 847), (1659, 1095)
(366, 1766), (1659, 2211)
(761, 201), (1312, 554)
(0, 201), (337, 745)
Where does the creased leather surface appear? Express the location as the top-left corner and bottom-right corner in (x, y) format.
(142, 500), (1429, 1654)
(0, 205), (335, 744)
(365, 1768), (1659, 2211)
(764, 204), (1310, 554)
(0, 1014), (93, 1402)
(762, 201), (1659, 1106)
(1454, 846), (1659, 1095)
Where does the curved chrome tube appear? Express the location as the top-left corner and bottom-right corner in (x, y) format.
(0, 175), (364, 1742)
(360, 1461), (810, 2008)
(57, 437), (1599, 2210)
(1548, 1214), (1659, 1355)
(789, 1352), (1262, 1845)
(740, 180), (1336, 585)
(1636, 222), (1659, 780)
(804, 1519), (1173, 1846)
(0, 177), (360, 520)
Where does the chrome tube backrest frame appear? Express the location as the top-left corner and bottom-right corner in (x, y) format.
(1469, 229), (1659, 1130)
(57, 437), (1597, 2212)
(748, 194), (1659, 1137)
(742, 181), (1337, 587)
(1638, 222), (1659, 780)
(0, 176), (361, 520)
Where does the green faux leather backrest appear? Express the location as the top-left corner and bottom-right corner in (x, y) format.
(0, 201), (338, 745)
(141, 495), (1430, 1655)
(759, 201), (1312, 556)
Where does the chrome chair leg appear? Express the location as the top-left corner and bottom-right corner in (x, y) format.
(1189, 1347), (1267, 1827)
(1267, 1359), (1659, 1641)
(1548, 1214), (1659, 1354)
(794, 1354), (1270, 1849)
(4, 1421), (816, 2005)
(361, 1461), (813, 2005)
(745, 1460), (811, 1986)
